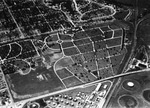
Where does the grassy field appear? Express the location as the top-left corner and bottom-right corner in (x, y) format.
(6, 66), (65, 101)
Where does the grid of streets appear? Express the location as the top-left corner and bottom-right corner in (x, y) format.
(0, 0), (130, 103)
(53, 25), (127, 88)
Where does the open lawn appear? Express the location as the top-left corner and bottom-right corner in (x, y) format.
(6, 66), (65, 101)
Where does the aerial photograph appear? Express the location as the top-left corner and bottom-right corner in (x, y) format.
(0, 0), (150, 108)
